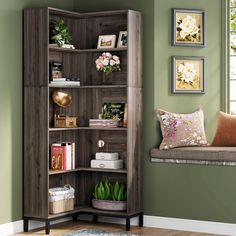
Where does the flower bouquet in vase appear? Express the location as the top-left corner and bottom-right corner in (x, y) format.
(95, 52), (121, 85)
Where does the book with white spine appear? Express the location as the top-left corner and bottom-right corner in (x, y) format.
(71, 142), (75, 169)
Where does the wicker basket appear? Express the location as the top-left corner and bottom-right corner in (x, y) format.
(49, 198), (74, 214)
(49, 184), (75, 214)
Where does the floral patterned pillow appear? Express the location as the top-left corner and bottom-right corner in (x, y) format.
(157, 109), (208, 150)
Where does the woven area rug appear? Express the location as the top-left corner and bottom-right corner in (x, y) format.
(63, 229), (141, 236)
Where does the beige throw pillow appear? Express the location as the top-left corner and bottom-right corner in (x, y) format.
(157, 109), (208, 150)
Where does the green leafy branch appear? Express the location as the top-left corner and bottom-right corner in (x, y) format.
(50, 19), (72, 47)
(102, 64), (121, 75)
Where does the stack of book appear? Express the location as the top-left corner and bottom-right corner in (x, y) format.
(50, 142), (75, 171)
(89, 119), (119, 128)
(49, 44), (75, 49)
(50, 78), (81, 87)
(89, 103), (127, 128)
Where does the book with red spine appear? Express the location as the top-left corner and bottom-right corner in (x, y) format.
(50, 145), (66, 170)
(50, 142), (75, 170)
(61, 143), (68, 170)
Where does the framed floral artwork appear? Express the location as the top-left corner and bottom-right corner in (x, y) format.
(172, 8), (205, 47)
(172, 56), (205, 94)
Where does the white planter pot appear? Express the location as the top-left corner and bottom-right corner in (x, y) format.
(91, 199), (127, 211)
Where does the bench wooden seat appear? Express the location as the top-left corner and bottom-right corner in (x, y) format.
(150, 146), (236, 166)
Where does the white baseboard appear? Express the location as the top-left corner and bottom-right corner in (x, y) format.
(143, 215), (236, 236)
(0, 220), (23, 236)
(1, 215), (236, 236)
(80, 215), (236, 235)
(0, 217), (71, 236)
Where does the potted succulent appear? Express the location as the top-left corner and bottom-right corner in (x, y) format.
(49, 18), (74, 48)
(92, 178), (127, 211)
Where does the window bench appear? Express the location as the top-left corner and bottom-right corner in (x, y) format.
(150, 146), (236, 166)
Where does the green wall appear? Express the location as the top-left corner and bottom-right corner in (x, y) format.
(1, 0), (236, 227)
(75, 0), (236, 224)
(154, 0), (221, 142)
(0, 0), (74, 224)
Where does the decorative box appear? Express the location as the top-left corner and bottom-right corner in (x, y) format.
(54, 116), (77, 128)
(49, 184), (75, 214)
(91, 159), (123, 169)
(95, 152), (119, 160)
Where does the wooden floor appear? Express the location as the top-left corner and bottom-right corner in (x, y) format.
(15, 220), (219, 236)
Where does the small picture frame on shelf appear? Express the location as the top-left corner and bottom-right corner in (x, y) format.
(97, 35), (116, 49)
(172, 56), (205, 94)
(172, 8), (205, 47)
(50, 61), (63, 81)
(117, 31), (127, 48)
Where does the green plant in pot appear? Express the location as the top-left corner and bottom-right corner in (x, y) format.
(49, 19), (73, 47)
(92, 178), (127, 211)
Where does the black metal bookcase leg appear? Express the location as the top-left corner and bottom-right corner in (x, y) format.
(23, 218), (29, 232)
(126, 217), (130, 231)
(139, 213), (143, 227)
(93, 215), (98, 223)
(45, 220), (50, 235)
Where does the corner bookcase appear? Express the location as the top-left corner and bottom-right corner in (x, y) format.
(23, 7), (143, 234)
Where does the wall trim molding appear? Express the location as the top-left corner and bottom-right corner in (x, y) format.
(221, 0), (230, 112)
(143, 215), (236, 235)
(0, 220), (23, 236)
(0, 217), (70, 236)
(1, 215), (236, 236)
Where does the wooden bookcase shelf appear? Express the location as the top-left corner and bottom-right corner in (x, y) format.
(48, 205), (86, 219)
(49, 127), (128, 131)
(78, 167), (127, 173)
(48, 85), (127, 89)
(49, 168), (127, 175)
(47, 205), (137, 219)
(49, 168), (81, 175)
(24, 7), (142, 234)
(49, 45), (127, 54)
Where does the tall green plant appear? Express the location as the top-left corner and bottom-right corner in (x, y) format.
(92, 178), (127, 201)
(50, 19), (72, 47)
